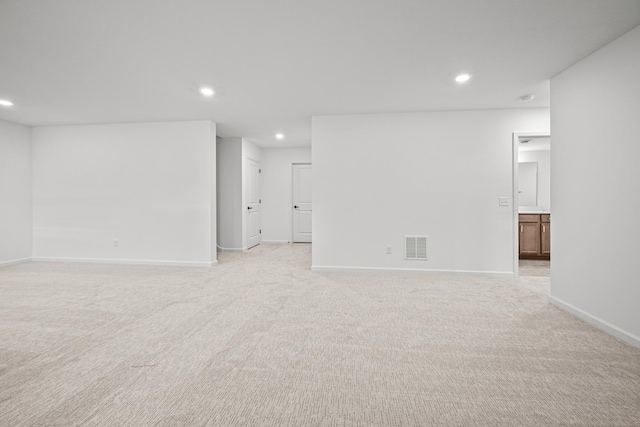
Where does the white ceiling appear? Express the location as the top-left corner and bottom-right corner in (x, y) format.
(1, 0), (639, 147)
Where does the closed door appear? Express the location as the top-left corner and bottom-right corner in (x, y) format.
(292, 164), (312, 243)
(246, 158), (261, 249)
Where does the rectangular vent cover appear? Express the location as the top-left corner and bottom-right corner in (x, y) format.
(405, 236), (428, 260)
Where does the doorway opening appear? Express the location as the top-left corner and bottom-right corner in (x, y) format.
(512, 132), (551, 277)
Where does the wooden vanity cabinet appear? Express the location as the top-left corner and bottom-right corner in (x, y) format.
(519, 214), (550, 260)
(541, 215), (550, 256)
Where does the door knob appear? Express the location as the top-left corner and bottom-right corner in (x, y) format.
(247, 206), (254, 210)
(294, 205), (299, 209)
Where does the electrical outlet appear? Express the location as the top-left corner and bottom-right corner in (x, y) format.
(113, 239), (119, 247)
(499, 197), (509, 207)
(386, 245), (392, 254)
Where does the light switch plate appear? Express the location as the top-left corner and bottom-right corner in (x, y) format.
(499, 197), (509, 206)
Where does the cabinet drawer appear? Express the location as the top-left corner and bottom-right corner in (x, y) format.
(519, 214), (540, 223)
(541, 214), (550, 223)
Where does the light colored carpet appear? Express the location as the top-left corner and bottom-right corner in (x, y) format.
(1, 244), (639, 426)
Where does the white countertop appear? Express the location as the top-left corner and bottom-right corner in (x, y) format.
(519, 211), (551, 214)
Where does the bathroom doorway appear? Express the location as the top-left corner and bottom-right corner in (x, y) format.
(512, 132), (551, 277)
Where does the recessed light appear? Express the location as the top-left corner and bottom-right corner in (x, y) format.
(455, 74), (471, 83)
(275, 133), (284, 140)
(0, 99), (14, 107)
(520, 94), (535, 102)
(199, 87), (214, 97)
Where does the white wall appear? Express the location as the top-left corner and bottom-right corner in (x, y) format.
(261, 147), (312, 243)
(217, 137), (243, 250)
(551, 25), (640, 347)
(519, 149), (551, 211)
(0, 119), (32, 266)
(207, 123), (217, 264)
(32, 121), (217, 266)
(312, 108), (549, 274)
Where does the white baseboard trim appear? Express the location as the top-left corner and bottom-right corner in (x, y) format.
(550, 296), (640, 349)
(261, 240), (290, 244)
(216, 245), (245, 252)
(0, 257), (32, 268)
(31, 257), (217, 268)
(311, 265), (513, 277)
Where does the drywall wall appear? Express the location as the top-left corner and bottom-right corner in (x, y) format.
(261, 147), (312, 243)
(217, 137), (243, 251)
(519, 149), (551, 211)
(216, 138), (262, 251)
(207, 123), (217, 265)
(551, 24), (640, 347)
(0, 119), (32, 266)
(312, 108), (549, 274)
(32, 121), (217, 266)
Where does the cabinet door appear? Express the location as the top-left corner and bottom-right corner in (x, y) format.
(541, 222), (550, 255)
(519, 222), (541, 255)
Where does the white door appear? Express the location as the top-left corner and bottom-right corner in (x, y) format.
(246, 158), (261, 249)
(292, 163), (312, 243)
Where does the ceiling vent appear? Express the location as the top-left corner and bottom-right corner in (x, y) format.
(405, 236), (428, 260)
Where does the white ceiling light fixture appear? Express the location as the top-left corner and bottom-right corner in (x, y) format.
(455, 73), (471, 83)
(0, 99), (14, 107)
(199, 87), (214, 97)
(275, 133), (284, 140)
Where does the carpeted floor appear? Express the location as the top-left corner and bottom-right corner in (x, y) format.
(0, 244), (638, 426)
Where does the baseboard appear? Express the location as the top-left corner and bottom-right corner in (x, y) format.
(261, 240), (290, 244)
(311, 265), (513, 277)
(0, 257), (32, 268)
(216, 245), (245, 252)
(550, 295), (640, 349)
(519, 255), (550, 260)
(31, 257), (217, 268)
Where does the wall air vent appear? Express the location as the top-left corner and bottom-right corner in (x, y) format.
(405, 236), (428, 260)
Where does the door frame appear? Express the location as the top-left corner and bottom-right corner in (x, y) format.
(512, 131), (550, 277)
(291, 162), (312, 244)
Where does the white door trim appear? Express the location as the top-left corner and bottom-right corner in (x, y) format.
(512, 131), (550, 277)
